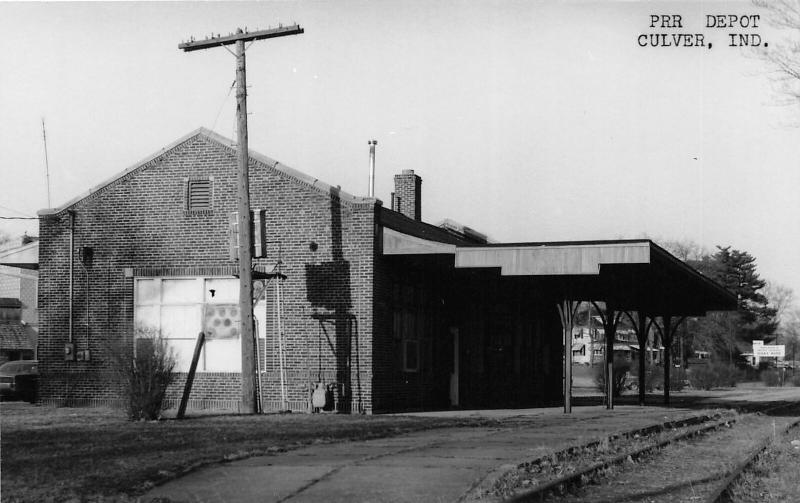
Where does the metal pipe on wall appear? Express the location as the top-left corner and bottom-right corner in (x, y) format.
(79, 246), (93, 354)
(276, 268), (288, 411)
(68, 210), (75, 344)
(368, 140), (377, 198)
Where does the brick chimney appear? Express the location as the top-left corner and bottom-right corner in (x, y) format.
(393, 169), (422, 221)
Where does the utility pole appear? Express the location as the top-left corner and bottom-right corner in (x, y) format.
(180, 24), (303, 414)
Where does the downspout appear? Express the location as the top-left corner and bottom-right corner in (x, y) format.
(68, 210), (75, 344)
(78, 247), (92, 354)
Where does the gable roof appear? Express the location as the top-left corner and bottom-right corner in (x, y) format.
(0, 320), (34, 350)
(38, 128), (375, 217)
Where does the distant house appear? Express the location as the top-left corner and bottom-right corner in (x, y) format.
(572, 315), (662, 365)
(0, 241), (39, 363)
(35, 128), (734, 413)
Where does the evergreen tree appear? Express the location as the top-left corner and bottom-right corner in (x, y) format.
(690, 246), (777, 362)
(696, 246), (777, 342)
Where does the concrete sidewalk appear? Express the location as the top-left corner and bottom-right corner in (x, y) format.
(145, 405), (713, 503)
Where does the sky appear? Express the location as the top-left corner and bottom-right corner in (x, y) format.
(1, 1), (799, 307)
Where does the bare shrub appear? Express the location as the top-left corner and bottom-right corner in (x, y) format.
(761, 369), (781, 387)
(670, 366), (688, 392)
(112, 327), (176, 421)
(689, 363), (743, 390)
(688, 364), (717, 390)
(594, 357), (631, 397)
(630, 361), (661, 392)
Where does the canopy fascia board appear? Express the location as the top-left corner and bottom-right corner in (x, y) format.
(455, 242), (651, 276)
(0, 242), (39, 270)
(383, 228), (653, 274)
(381, 229), (735, 313)
(383, 227), (457, 255)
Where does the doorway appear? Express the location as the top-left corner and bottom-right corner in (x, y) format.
(449, 327), (459, 407)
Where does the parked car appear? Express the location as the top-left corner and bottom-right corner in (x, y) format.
(0, 360), (38, 402)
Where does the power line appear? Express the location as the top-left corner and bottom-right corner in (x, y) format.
(211, 80), (236, 132)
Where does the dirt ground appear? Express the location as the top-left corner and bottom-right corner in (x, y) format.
(2, 383), (798, 503)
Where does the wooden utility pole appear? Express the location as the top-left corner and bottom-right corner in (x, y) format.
(180, 25), (303, 414)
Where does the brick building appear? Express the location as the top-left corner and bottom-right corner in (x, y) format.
(36, 128), (734, 413)
(0, 241), (39, 363)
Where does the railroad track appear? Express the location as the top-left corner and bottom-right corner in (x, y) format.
(704, 411), (800, 503)
(478, 402), (800, 503)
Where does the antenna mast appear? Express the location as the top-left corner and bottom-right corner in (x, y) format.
(42, 118), (51, 207)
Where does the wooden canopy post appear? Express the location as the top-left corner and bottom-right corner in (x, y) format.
(624, 311), (654, 406)
(557, 300), (581, 414)
(593, 301), (622, 409)
(651, 315), (686, 405)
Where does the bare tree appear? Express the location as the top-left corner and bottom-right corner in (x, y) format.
(657, 238), (706, 262)
(783, 306), (800, 369)
(754, 0), (800, 107)
(765, 281), (795, 324)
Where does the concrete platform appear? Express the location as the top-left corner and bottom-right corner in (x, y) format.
(145, 405), (712, 502)
(145, 386), (800, 502)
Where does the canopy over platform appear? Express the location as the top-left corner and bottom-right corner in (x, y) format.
(0, 241), (39, 271)
(382, 227), (736, 316)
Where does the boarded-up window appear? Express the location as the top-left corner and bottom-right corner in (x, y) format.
(133, 277), (267, 372)
(186, 178), (212, 212)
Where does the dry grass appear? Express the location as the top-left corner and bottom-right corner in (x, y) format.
(731, 428), (800, 502)
(0, 402), (495, 502)
(486, 413), (736, 500)
(486, 412), (761, 503)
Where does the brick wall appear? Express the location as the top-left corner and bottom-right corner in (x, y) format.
(392, 170), (422, 221)
(38, 132), (378, 413)
(0, 267), (20, 298)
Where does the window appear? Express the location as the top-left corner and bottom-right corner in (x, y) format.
(403, 339), (419, 372)
(394, 310), (420, 373)
(134, 277), (266, 372)
(393, 300), (422, 373)
(186, 178), (213, 212)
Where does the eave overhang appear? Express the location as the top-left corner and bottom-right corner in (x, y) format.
(0, 242), (39, 271)
(382, 229), (736, 316)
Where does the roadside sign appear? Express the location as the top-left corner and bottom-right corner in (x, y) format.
(754, 345), (785, 358)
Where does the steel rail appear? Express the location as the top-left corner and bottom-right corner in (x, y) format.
(461, 412), (730, 503)
(704, 409), (800, 503)
(504, 415), (738, 502)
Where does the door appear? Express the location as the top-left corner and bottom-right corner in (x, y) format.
(449, 327), (459, 407)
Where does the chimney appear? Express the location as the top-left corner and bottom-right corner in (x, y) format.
(393, 169), (422, 221)
(368, 140), (377, 197)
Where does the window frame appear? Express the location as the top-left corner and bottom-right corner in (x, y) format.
(133, 276), (247, 372)
(402, 338), (420, 373)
